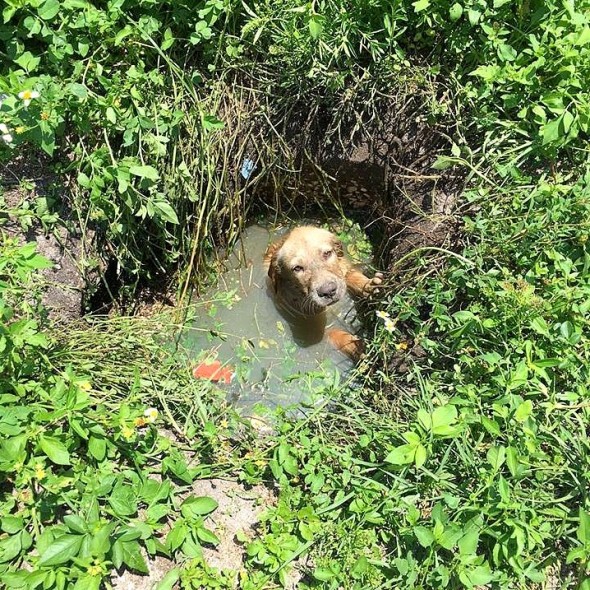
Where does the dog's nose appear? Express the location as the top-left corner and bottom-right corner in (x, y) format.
(317, 281), (338, 300)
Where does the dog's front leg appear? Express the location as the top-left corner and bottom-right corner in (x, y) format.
(345, 269), (383, 297)
(326, 328), (364, 360)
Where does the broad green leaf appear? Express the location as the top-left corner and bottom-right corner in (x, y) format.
(129, 165), (159, 181)
(1, 516), (24, 535)
(63, 515), (87, 534)
(458, 529), (479, 555)
(384, 444), (415, 465)
(38, 534), (83, 566)
(449, 3), (463, 21)
(39, 435), (70, 465)
(506, 446), (519, 477)
(487, 445), (506, 470)
(166, 522), (187, 552)
(88, 435), (106, 462)
(181, 496), (218, 518)
(413, 526), (434, 547)
(68, 83), (88, 99)
(195, 526), (220, 545)
(112, 539), (148, 573)
(469, 64), (501, 82)
(309, 15), (323, 39)
(108, 485), (137, 517)
(14, 51), (41, 72)
(154, 201), (179, 225)
(514, 399), (533, 422)
(202, 115), (224, 131)
(414, 444), (427, 468)
(154, 569), (180, 590)
(38, 0), (60, 20)
(412, 0), (430, 11)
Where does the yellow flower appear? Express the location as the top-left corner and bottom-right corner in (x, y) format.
(134, 417), (147, 427)
(121, 426), (134, 440)
(15, 125), (25, 134)
(18, 89), (40, 107)
(78, 380), (92, 391)
(35, 464), (46, 480)
(144, 408), (158, 423)
(40, 112), (49, 120)
(87, 564), (102, 576)
(396, 341), (409, 351)
(219, 419), (228, 429)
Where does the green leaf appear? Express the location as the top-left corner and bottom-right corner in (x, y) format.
(112, 539), (148, 573)
(68, 83), (88, 99)
(38, 0), (60, 20)
(166, 522), (187, 552)
(88, 435), (106, 462)
(38, 534), (83, 566)
(469, 64), (501, 82)
(414, 444), (427, 468)
(195, 526), (220, 545)
(14, 51), (41, 73)
(181, 496), (218, 518)
(63, 515), (87, 534)
(309, 15), (323, 39)
(413, 526), (434, 547)
(487, 445), (506, 470)
(202, 115), (224, 131)
(108, 485), (137, 517)
(577, 509), (590, 544)
(154, 201), (179, 224)
(129, 165), (159, 181)
(514, 399), (533, 422)
(412, 0), (430, 11)
(458, 529), (479, 555)
(449, 3), (463, 21)
(506, 446), (520, 477)
(39, 435), (70, 465)
(154, 569), (180, 590)
(1, 516), (24, 535)
(106, 107), (117, 124)
(384, 444), (415, 465)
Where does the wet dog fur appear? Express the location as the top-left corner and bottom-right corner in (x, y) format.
(264, 226), (382, 359)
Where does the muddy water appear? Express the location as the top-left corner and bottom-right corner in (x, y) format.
(180, 225), (361, 412)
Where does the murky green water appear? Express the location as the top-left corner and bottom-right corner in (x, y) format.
(180, 224), (362, 412)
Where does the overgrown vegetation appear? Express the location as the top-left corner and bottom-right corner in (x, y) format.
(1, 0), (590, 588)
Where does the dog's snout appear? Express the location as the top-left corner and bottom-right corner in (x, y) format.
(317, 281), (338, 300)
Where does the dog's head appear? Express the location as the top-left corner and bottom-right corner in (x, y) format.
(266, 226), (347, 317)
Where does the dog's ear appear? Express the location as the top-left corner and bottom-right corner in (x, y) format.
(264, 235), (287, 293)
(331, 235), (345, 258)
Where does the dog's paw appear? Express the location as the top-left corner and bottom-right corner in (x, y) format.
(363, 272), (384, 295)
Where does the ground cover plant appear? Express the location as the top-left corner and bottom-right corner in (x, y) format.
(1, 0), (590, 588)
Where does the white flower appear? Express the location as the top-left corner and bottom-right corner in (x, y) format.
(18, 89), (40, 107)
(144, 407), (159, 423)
(384, 319), (395, 334)
(0, 123), (12, 143)
(376, 310), (390, 321)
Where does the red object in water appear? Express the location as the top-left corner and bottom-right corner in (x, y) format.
(192, 360), (234, 384)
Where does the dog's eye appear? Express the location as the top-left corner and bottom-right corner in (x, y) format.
(292, 265), (304, 273)
(323, 249), (333, 258)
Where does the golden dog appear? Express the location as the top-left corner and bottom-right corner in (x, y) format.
(264, 226), (382, 359)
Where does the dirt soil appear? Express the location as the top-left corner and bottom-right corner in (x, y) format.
(111, 478), (277, 589)
(1, 153), (87, 320)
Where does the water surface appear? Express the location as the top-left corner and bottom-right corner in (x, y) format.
(180, 225), (360, 411)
